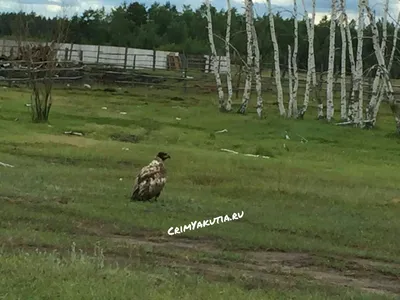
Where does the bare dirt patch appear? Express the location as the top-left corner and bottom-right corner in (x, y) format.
(4, 215), (399, 297)
(79, 223), (400, 297)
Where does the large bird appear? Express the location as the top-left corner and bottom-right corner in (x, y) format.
(130, 152), (171, 202)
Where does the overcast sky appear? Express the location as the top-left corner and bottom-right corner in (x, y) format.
(0, 0), (399, 24)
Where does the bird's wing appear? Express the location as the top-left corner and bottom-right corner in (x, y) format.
(136, 159), (163, 183)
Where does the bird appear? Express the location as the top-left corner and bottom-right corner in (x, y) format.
(130, 152), (171, 202)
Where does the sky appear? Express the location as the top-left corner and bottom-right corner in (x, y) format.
(0, 0), (399, 25)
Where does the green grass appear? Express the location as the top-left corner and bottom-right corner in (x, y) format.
(0, 84), (399, 299)
(0, 248), (389, 300)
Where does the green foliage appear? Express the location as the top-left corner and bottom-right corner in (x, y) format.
(1, 3), (400, 77)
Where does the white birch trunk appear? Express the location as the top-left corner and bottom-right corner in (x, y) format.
(344, 13), (356, 88)
(370, 10), (400, 126)
(326, 0), (337, 121)
(339, 0), (347, 120)
(300, 0), (320, 118)
(225, 0), (233, 111)
(288, 45), (294, 118)
(310, 0), (323, 119)
(292, 0), (299, 118)
(365, 3), (400, 133)
(300, 2), (312, 118)
(343, 10), (357, 123)
(205, 0), (225, 111)
(387, 11), (400, 72)
(238, 0), (254, 114)
(252, 18), (263, 118)
(347, 0), (365, 124)
(366, 0), (389, 123)
(267, 0), (286, 116)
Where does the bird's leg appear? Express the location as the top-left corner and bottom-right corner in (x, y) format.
(154, 192), (161, 202)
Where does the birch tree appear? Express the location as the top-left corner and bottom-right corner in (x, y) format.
(288, 45), (294, 117)
(251, 14), (263, 118)
(267, 0), (286, 116)
(347, 0), (365, 124)
(299, 0), (321, 119)
(225, 0), (233, 111)
(291, 0), (299, 118)
(205, 0), (226, 111)
(343, 5), (357, 119)
(339, 0), (347, 120)
(238, 0), (254, 114)
(365, 0), (389, 123)
(369, 10), (400, 125)
(326, 0), (337, 121)
(365, 3), (400, 133)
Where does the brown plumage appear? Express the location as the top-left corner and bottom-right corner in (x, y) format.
(130, 152), (171, 202)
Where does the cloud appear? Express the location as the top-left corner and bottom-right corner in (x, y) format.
(0, 0), (399, 24)
(0, 0), (117, 18)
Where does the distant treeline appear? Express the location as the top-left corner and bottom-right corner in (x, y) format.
(1, 1), (400, 77)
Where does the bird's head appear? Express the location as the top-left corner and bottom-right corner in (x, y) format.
(156, 152), (171, 161)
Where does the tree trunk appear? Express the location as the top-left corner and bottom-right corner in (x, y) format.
(205, 0), (226, 111)
(371, 10), (400, 125)
(366, 0), (389, 124)
(299, 0), (320, 119)
(267, 0), (286, 116)
(237, 0), (254, 114)
(326, 0), (337, 122)
(292, 0), (299, 118)
(339, 0), (347, 120)
(288, 45), (294, 118)
(225, 0), (233, 111)
(365, 3), (400, 133)
(344, 10), (357, 122)
(251, 15), (263, 118)
(347, 0), (365, 124)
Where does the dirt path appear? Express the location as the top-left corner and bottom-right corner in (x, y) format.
(77, 223), (400, 297)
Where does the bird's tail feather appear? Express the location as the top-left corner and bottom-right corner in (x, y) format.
(130, 185), (141, 201)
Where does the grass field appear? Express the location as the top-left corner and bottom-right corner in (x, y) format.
(0, 84), (400, 299)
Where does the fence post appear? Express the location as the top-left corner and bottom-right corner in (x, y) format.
(124, 47), (128, 70)
(217, 56), (221, 73)
(64, 48), (69, 61)
(152, 49), (156, 71)
(235, 64), (243, 99)
(69, 43), (74, 60)
(1, 39), (5, 56)
(133, 54), (136, 70)
(181, 53), (187, 94)
(79, 50), (84, 84)
(96, 45), (100, 64)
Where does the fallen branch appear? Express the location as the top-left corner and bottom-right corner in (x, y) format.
(0, 161), (14, 167)
(64, 131), (84, 136)
(220, 148), (270, 159)
(221, 148), (239, 154)
(335, 121), (355, 126)
(215, 129), (228, 133)
(336, 119), (375, 126)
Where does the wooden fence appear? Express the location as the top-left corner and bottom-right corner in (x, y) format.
(0, 39), (230, 74)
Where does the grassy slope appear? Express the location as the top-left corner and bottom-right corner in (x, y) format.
(0, 85), (399, 299)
